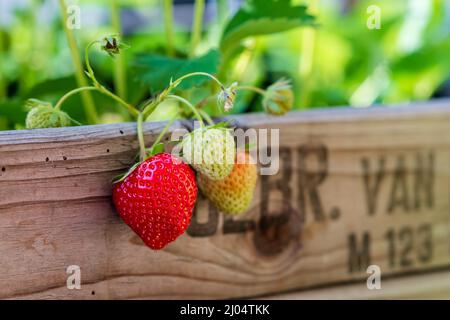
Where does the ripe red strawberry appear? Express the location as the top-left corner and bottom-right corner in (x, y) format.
(112, 153), (197, 250)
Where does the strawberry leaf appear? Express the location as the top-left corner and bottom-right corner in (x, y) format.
(220, 0), (316, 55)
(133, 50), (220, 93)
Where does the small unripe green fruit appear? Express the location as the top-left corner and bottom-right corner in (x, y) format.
(263, 78), (294, 116)
(26, 106), (72, 129)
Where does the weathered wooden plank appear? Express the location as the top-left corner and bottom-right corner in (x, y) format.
(1, 99), (450, 299)
(261, 269), (450, 300)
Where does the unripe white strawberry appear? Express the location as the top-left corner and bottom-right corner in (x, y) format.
(182, 127), (235, 181)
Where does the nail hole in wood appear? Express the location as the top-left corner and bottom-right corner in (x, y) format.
(106, 149), (110, 153)
(1, 167), (5, 172)
(63, 156), (67, 161)
(91, 290), (95, 295)
(45, 157), (49, 162)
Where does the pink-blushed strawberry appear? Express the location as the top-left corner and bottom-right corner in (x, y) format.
(198, 151), (258, 215)
(112, 153), (197, 250)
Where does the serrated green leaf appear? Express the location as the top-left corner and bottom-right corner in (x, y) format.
(220, 0), (316, 54)
(133, 50), (220, 92)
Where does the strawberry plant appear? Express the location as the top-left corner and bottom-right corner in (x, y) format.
(2, 0), (449, 250)
(19, 0), (317, 250)
(22, 34), (295, 249)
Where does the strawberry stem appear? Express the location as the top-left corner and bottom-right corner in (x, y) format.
(173, 72), (224, 89)
(167, 94), (204, 127)
(147, 112), (179, 158)
(197, 108), (214, 126)
(85, 40), (139, 117)
(85, 41), (100, 81)
(141, 72), (225, 120)
(235, 85), (266, 96)
(137, 112), (147, 162)
(96, 83), (139, 117)
(54, 86), (98, 110)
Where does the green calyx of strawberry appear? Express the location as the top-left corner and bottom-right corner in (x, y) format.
(114, 109), (178, 184)
(100, 36), (129, 58)
(181, 123), (236, 181)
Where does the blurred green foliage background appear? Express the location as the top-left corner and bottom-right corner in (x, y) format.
(0, 0), (449, 130)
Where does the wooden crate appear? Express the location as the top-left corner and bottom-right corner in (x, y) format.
(262, 269), (450, 300)
(1, 99), (450, 299)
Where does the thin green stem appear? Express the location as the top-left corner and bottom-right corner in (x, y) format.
(67, 115), (83, 126)
(167, 94), (204, 127)
(98, 84), (139, 117)
(142, 72), (224, 119)
(85, 41), (100, 81)
(59, 0), (98, 124)
(175, 72), (224, 89)
(137, 113), (146, 162)
(236, 85), (266, 96)
(148, 112), (179, 153)
(190, 0), (205, 58)
(197, 108), (214, 126)
(141, 71), (225, 120)
(111, 0), (127, 101)
(55, 86), (98, 110)
(85, 40), (139, 117)
(163, 0), (175, 56)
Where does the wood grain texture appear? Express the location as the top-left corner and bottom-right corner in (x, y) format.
(261, 269), (450, 300)
(1, 99), (450, 299)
